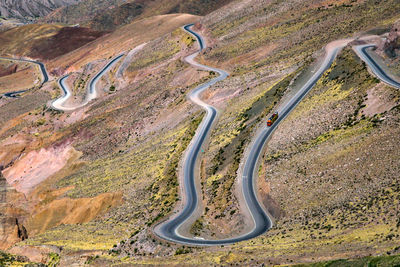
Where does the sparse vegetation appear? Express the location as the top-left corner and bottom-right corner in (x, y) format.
(1, 0), (400, 265)
(175, 247), (192, 255)
(127, 29), (188, 72)
(47, 252), (60, 267)
(295, 254), (400, 267)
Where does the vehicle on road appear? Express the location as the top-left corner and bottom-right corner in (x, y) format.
(156, 24), (352, 246)
(267, 112), (278, 126)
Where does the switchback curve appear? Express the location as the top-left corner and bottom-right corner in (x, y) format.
(155, 24), (350, 246)
(51, 53), (123, 111)
(0, 56), (48, 98)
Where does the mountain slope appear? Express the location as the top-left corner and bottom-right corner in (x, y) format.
(47, 13), (200, 73)
(0, 0), (400, 265)
(0, 60), (40, 93)
(42, 0), (233, 31)
(0, 24), (105, 60)
(0, 12), (200, 251)
(0, 0), (82, 22)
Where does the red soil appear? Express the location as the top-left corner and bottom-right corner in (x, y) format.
(29, 27), (107, 61)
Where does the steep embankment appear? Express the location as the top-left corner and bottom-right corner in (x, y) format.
(0, 60), (39, 93)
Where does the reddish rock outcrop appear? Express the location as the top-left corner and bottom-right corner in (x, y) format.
(0, 64), (18, 77)
(378, 21), (400, 57)
(29, 26), (106, 61)
(0, 169), (28, 250)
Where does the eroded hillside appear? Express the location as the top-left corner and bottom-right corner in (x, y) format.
(0, 24), (106, 61)
(0, 0), (400, 266)
(0, 13), (206, 261)
(0, 0), (81, 22)
(42, 0), (234, 31)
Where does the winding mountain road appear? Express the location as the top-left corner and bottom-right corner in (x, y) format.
(3, 24), (397, 247)
(354, 45), (400, 89)
(0, 56), (49, 97)
(117, 44), (147, 79)
(51, 53), (123, 111)
(154, 24), (230, 245)
(154, 25), (356, 246)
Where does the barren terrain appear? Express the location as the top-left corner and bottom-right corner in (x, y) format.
(0, 24), (105, 61)
(0, 0), (400, 266)
(0, 59), (39, 93)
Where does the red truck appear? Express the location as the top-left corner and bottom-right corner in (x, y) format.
(267, 112), (278, 126)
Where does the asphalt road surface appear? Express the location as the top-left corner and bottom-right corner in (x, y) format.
(3, 27), (396, 247)
(154, 24), (351, 246)
(0, 56), (48, 97)
(354, 44), (400, 89)
(51, 54), (123, 111)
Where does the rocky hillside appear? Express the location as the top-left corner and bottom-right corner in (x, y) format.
(0, 60), (41, 93)
(379, 20), (400, 57)
(0, 0), (399, 266)
(0, 12), (199, 252)
(0, 0), (81, 22)
(0, 24), (105, 60)
(42, 0), (233, 31)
